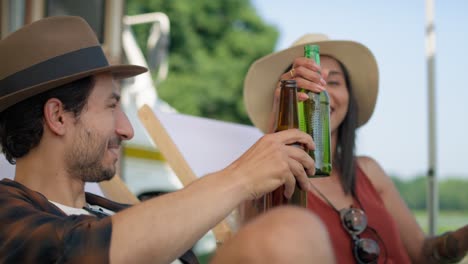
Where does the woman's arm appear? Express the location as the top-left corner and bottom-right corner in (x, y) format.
(358, 156), (467, 263)
(421, 227), (468, 263)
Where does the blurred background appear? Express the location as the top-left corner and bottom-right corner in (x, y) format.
(126, 0), (468, 234)
(1, 0), (467, 262)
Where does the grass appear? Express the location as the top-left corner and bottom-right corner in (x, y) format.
(197, 253), (214, 264)
(414, 210), (468, 234)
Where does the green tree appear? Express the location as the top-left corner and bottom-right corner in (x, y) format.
(392, 176), (427, 210)
(126, 0), (278, 124)
(392, 175), (468, 211)
(439, 179), (468, 211)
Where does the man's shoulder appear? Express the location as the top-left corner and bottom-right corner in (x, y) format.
(0, 178), (29, 197)
(0, 178), (16, 186)
(0, 178), (64, 217)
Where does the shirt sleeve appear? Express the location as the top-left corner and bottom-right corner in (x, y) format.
(0, 188), (113, 264)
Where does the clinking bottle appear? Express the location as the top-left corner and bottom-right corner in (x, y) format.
(298, 44), (332, 177)
(265, 79), (307, 209)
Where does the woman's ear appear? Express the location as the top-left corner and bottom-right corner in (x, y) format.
(43, 98), (67, 136)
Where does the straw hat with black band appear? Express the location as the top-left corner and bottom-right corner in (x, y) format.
(244, 33), (379, 133)
(0, 16), (147, 113)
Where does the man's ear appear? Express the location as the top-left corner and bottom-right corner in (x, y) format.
(43, 98), (69, 136)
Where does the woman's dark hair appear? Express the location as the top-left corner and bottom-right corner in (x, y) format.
(0, 76), (95, 164)
(333, 60), (359, 195)
(283, 58), (359, 195)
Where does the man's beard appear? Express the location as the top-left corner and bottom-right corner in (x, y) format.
(66, 128), (120, 183)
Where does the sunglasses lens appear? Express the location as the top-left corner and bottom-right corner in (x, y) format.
(342, 208), (367, 234)
(355, 238), (380, 263)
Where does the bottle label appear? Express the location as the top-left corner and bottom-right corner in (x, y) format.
(311, 93), (323, 169)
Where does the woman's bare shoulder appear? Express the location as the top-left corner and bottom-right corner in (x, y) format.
(356, 156), (393, 194)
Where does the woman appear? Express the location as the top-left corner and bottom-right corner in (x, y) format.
(243, 34), (467, 263)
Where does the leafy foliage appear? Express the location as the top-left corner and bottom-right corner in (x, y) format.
(439, 179), (468, 211)
(391, 176), (468, 211)
(126, 0), (278, 124)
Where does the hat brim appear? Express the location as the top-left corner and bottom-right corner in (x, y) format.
(0, 64), (147, 112)
(243, 39), (378, 133)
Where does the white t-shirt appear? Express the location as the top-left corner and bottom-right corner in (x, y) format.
(49, 201), (115, 216)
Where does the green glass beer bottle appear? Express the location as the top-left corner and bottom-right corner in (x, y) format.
(298, 44), (332, 177)
(265, 79), (307, 209)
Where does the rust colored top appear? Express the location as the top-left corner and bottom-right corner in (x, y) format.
(307, 166), (412, 264)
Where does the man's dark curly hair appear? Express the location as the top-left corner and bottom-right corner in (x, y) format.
(0, 76), (95, 164)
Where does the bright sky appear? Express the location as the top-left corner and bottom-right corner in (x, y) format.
(251, 0), (468, 179)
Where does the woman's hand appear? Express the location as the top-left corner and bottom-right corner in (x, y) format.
(437, 224), (468, 263)
(282, 57), (328, 100)
(266, 57), (328, 133)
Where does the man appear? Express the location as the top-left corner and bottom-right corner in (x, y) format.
(0, 16), (335, 263)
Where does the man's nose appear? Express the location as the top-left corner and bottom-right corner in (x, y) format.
(115, 109), (134, 140)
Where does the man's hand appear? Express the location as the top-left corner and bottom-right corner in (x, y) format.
(223, 129), (315, 201)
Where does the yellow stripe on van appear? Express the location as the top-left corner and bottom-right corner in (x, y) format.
(123, 146), (165, 161)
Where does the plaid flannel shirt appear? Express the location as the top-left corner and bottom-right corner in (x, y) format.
(0, 179), (198, 264)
